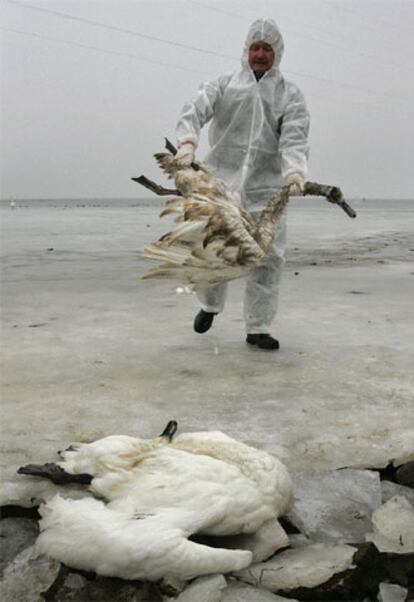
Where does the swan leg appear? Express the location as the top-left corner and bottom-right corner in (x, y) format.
(18, 462), (92, 485)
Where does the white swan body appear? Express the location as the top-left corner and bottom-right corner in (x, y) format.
(35, 429), (293, 581)
(58, 430), (293, 534)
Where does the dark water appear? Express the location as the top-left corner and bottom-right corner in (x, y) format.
(1, 198), (413, 210)
(0, 197), (163, 209)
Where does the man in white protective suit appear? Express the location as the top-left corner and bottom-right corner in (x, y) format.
(175, 18), (310, 350)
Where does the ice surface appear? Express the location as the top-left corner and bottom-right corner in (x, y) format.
(378, 582), (408, 602)
(235, 542), (356, 591)
(288, 469), (382, 543)
(175, 574), (226, 602)
(1, 199), (413, 504)
(0, 517), (39, 576)
(221, 581), (297, 601)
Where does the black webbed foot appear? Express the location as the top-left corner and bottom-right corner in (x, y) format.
(18, 462), (92, 485)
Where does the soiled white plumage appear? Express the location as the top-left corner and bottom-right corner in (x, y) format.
(142, 154), (290, 290)
(37, 497), (251, 581)
(58, 430), (292, 533)
(35, 429), (292, 581)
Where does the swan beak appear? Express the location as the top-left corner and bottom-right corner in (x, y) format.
(159, 420), (178, 442)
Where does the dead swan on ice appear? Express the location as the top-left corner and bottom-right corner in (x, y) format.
(138, 142), (356, 290)
(18, 421), (293, 581)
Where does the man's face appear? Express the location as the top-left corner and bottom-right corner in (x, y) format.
(248, 41), (275, 73)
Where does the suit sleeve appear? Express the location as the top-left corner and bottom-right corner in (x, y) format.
(175, 75), (230, 148)
(279, 85), (310, 179)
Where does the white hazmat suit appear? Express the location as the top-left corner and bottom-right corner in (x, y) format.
(176, 18), (310, 335)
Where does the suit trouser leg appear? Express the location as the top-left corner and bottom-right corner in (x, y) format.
(244, 212), (287, 335)
(196, 281), (228, 313)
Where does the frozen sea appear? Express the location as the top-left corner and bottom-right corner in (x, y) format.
(1, 196), (413, 504)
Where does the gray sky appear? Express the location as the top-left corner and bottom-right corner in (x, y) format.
(1, 0), (413, 199)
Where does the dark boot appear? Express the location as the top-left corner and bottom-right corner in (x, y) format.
(193, 310), (217, 333)
(246, 333), (280, 350)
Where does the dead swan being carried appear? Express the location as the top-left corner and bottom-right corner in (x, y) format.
(134, 139), (356, 291)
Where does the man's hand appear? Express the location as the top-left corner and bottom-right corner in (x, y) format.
(176, 141), (195, 167)
(285, 172), (305, 196)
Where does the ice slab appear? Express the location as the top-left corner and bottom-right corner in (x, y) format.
(235, 542), (356, 592)
(378, 582), (408, 602)
(0, 517), (39, 576)
(175, 574), (226, 602)
(366, 496), (414, 553)
(0, 546), (60, 602)
(222, 581), (298, 601)
(381, 480), (414, 506)
(288, 469), (382, 543)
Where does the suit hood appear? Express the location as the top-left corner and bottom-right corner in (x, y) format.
(242, 18), (284, 71)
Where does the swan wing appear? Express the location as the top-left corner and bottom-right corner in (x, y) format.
(142, 194), (265, 289)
